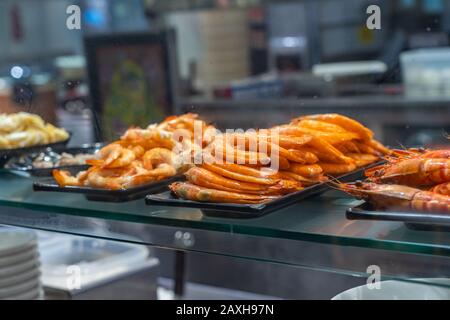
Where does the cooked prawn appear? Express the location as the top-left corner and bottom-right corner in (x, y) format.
(305, 137), (354, 164)
(274, 125), (359, 145)
(430, 182), (450, 196)
(277, 171), (327, 186)
(353, 142), (379, 156)
(88, 144), (135, 169)
(288, 163), (323, 178)
(200, 163), (279, 185)
(293, 119), (349, 133)
(346, 153), (380, 167)
(169, 182), (277, 204)
(317, 162), (357, 175)
(204, 161), (278, 178)
(335, 141), (360, 154)
(339, 182), (450, 214)
(121, 127), (176, 150)
(142, 148), (180, 171)
(53, 169), (82, 187)
(86, 166), (134, 190)
(185, 167), (271, 192)
(367, 157), (450, 187)
(295, 114), (374, 140)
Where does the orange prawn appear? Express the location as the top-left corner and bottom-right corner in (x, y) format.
(200, 163), (279, 185)
(367, 158), (450, 187)
(339, 182), (450, 214)
(318, 162), (357, 175)
(430, 182), (450, 196)
(185, 167), (272, 192)
(294, 114), (374, 140)
(169, 182), (277, 204)
(288, 163), (323, 178)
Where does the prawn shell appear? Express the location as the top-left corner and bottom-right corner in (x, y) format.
(288, 163), (323, 178)
(200, 163), (279, 185)
(430, 182), (450, 196)
(185, 167), (269, 192)
(170, 182), (276, 204)
(346, 153), (380, 168)
(318, 162), (357, 175)
(296, 113), (374, 140)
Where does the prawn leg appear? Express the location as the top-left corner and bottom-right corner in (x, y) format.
(430, 182), (450, 196)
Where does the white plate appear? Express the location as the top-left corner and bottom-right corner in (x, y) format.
(0, 277), (40, 299)
(4, 285), (42, 300)
(0, 257), (40, 278)
(0, 267), (40, 288)
(332, 278), (450, 300)
(0, 247), (38, 268)
(0, 230), (37, 257)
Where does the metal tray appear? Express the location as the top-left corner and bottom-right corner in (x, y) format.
(347, 202), (450, 232)
(0, 134), (71, 167)
(33, 175), (183, 202)
(145, 164), (372, 218)
(2, 143), (103, 177)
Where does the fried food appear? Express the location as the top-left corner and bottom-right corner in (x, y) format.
(0, 112), (69, 149)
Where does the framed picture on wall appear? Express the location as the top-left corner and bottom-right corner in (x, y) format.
(84, 30), (177, 141)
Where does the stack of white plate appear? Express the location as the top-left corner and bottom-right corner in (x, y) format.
(0, 229), (43, 300)
(332, 279), (450, 300)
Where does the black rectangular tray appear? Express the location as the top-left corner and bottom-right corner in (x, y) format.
(347, 203), (450, 232)
(33, 175), (183, 202)
(2, 143), (103, 177)
(145, 165), (371, 219)
(0, 134), (71, 167)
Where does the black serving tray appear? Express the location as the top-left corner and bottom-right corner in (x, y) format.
(145, 164), (374, 219)
(33, 175), (183, 202)
(0, 134), (71, 167)
(2, 143), (104, 177)
(347, 202), (450, 232)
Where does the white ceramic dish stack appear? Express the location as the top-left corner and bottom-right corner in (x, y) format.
(332, 279), (450, 300)
(0, 229), (43, 300)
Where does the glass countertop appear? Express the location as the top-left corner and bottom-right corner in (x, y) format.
(0, 172), (449, 257)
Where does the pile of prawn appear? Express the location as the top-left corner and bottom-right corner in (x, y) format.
(338, 147), (450, 214)
(170, 113), (390, 204)
(52, 113), (207, 190)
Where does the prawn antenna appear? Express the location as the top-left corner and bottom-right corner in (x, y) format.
(442, 130), (449, 140)
(324, 174), (344, 190)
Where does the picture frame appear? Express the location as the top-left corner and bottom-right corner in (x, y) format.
(84, 30), (177, 141)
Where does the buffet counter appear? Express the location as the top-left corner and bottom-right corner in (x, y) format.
(0, 172), (449, 290)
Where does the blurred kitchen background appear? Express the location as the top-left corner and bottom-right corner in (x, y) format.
(1, 0), (450, 299)
(0, 0), (449, 146)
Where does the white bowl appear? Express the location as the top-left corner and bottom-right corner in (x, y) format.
(332, 279), (450, 300)
(0, 230), (37, 257)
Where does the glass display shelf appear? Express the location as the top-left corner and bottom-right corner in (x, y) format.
(0, 172), (449, 287)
